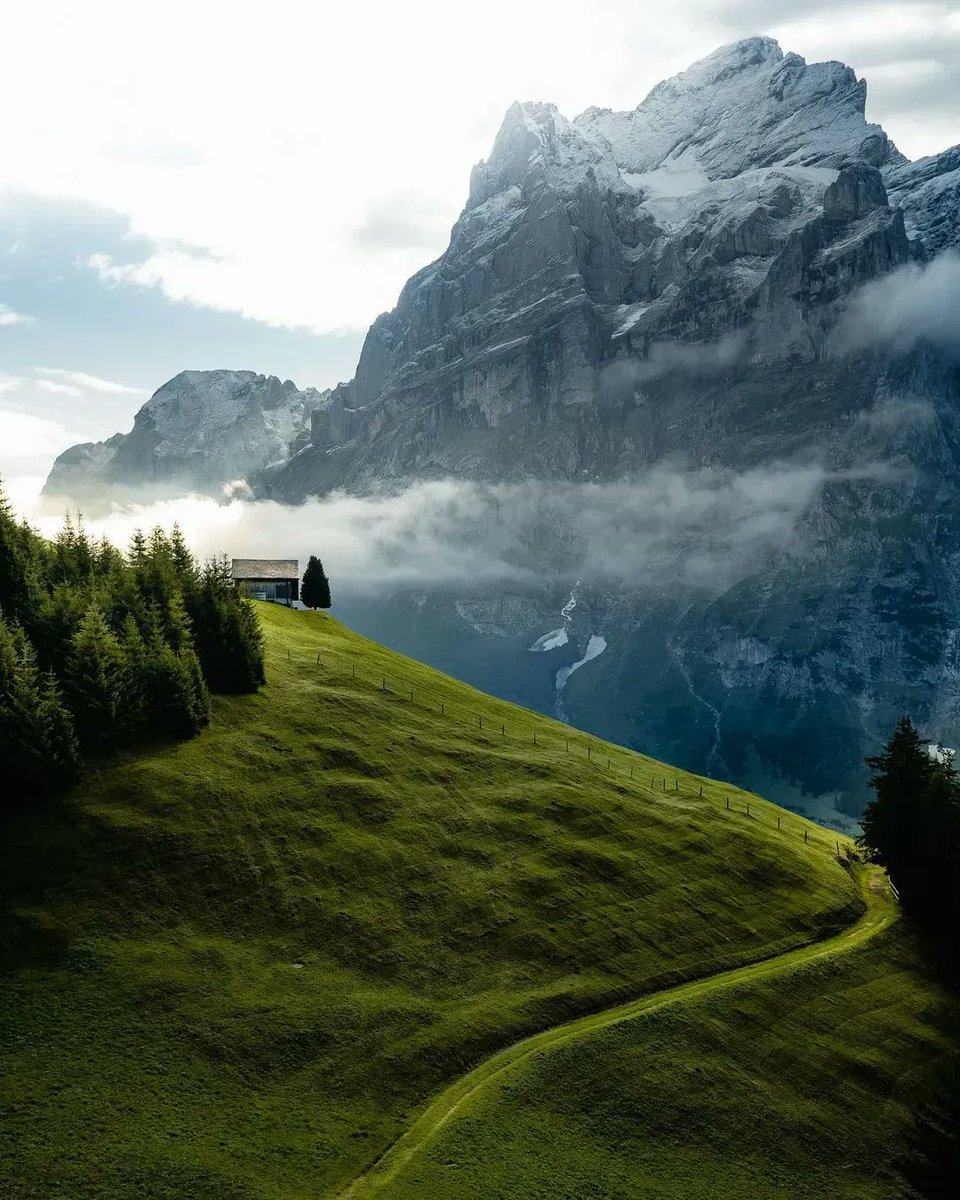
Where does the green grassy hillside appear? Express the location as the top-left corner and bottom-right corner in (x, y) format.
(0, 605), (934, 1199)
(362, 882), (957, 1200)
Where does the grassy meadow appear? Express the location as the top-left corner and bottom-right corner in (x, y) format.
(0, 604), (950, 1198)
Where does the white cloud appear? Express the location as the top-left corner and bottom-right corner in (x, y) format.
(835, 251), (960, 356)
(32, 466), (899, 593)
(34, 366), (145, 395)
(36, 379), (83, 397)
(0, 303), (33, 326)
(0, 409), (79, 458)
(0, 1), (955, 335)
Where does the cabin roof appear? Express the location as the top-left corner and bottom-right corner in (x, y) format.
(232, 558), (299, 580)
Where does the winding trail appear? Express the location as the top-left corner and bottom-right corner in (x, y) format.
(334, 867), (896, 1199)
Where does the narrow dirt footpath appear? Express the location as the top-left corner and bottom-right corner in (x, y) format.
(334, 866), (896, 1199)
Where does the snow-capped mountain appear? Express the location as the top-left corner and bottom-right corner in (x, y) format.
(45, 370), (328, 501)
(258, 36), (955, 499)
(46, 37), (960, 825)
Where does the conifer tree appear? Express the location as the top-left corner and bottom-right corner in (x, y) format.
(169, 523), (194, 579)
(64, 606), (125, 753)
(860, 716), (960, 928)
(37, 668), (81, 790)
(129, 528), (147, 566)
(301, 555), (331, 609)
(141, 621), (209, 738)
(187, 562), (265, 692)
(0, 478), (28, 622)
(0, 609), (78, 799)
(118, 614), (149, 740)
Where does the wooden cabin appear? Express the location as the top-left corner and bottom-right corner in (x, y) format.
(231, 558), (300, 605)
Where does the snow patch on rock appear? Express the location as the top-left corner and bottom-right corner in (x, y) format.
(529, 627), (569, 652)
(556, 635), (607, 691)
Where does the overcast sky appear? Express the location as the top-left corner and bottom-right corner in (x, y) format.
(1, 0), (958, 511)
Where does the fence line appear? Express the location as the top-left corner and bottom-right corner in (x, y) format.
(281, 646), (850, 859)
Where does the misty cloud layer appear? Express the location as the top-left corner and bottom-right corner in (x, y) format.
(835, 251), (960, 357)
(602, 331), (747, 401)
(35, 462), (897, 597)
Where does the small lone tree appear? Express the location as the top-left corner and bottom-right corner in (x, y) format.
(302, 555), (331, 610)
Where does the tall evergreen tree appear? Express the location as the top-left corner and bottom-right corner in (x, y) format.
(0, 478), (29, 622)
(860, 716), (960, 929)
(301, 555), (331, 609)
(187, 561), (265, 692)
(64, 606), (125, 753)
(36, 668), (81, 790)
(128, 528), (147, 566)
(0, 609), (79, 800)
(117, 614), (149, 741)
(169, 523), (195, 579)
(140, 610), (209, 739)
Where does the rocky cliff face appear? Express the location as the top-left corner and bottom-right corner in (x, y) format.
(46, 37), (960, 826)
(259, 36), (946, 501)
(45, 370), (327, 503)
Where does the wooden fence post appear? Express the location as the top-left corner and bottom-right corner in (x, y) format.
(777, 816), (781, 830)
(501, 723), (505, 736)
(726, 797), (730, 810)
(675, 780), (678, 791)
(699, 785), (703, 798)
(533, 731), (537, 745)
(804, 829), (808, 844)
(381, 677), (386, 693)
(746, 802), (750, 817)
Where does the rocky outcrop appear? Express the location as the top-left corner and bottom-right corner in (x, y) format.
(886, 146), (960, 257)
(45, 370), (328, 503)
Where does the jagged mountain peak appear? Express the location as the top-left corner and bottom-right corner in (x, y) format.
(44, 369), (328, 502)
(468, 36), (903, 228)
(469, 99), (615, 208)
(576, 36), (903, 180)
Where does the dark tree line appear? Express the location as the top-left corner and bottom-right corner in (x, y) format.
(860, 716), (960, 934)
(860, 717), (960, 1200)
(0, 481), (264, 803)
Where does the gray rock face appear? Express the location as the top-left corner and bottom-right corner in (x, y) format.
(886, 147), (960, 257)
(45, 370), (328, 504)
(259, 38), (939, 501)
